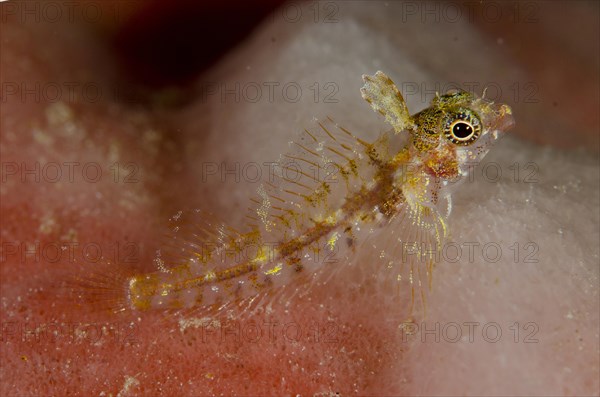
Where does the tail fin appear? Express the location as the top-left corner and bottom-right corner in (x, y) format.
(63, 260), (134, 315)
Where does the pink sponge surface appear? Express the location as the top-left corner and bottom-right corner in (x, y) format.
(1, 1), (598, 395)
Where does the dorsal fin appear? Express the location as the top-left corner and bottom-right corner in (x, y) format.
(154, 209), (250, 273)
(361, 71), (415, 133)
(245, 116), (391, 241)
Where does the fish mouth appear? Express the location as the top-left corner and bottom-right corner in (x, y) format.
(487, 103), (515, 133)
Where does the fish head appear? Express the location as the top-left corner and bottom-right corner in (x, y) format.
(410, 90), (515, 182)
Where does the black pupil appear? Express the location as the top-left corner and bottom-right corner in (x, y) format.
(453, 122), (473, 139)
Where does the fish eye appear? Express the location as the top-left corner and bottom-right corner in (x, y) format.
(452, 120), (474, 139)
(444, 110), (481, 145)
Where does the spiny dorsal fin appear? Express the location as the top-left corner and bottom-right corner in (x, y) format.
(245, 117), (385, 238)
(361, 71), (415, 134)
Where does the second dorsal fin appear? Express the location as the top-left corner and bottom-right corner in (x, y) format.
(154, 209), (251, 273)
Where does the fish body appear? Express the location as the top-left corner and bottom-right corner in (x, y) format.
(77, 71), (514, 314)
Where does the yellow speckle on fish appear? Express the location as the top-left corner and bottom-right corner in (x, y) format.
(204, 271), (217, 281)
(252, 246), (274, 264)
(264, 264), (282, 276)
(327, 232), (339, 250)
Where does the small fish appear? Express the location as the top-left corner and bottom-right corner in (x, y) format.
(73, 71), (514, 316)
